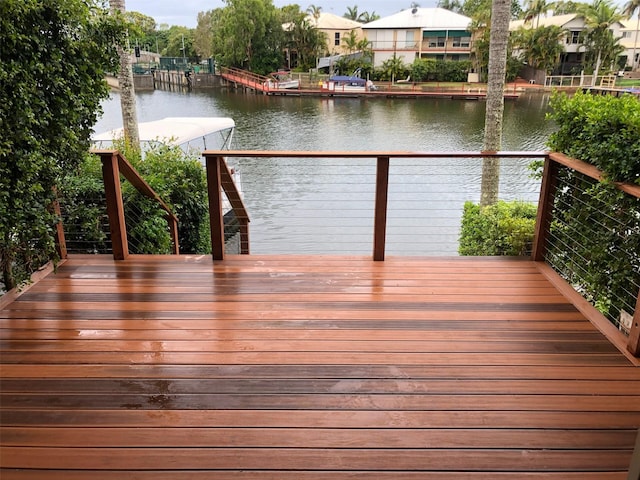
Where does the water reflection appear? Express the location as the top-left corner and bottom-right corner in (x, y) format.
(96, 90), (555, 255)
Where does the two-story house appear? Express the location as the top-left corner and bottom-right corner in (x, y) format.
(309, 12), (364, 57)
(362, 7), (473, 68)
(510, 13), (626, 75)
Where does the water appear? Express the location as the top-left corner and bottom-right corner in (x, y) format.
(96, 89), (556, 255)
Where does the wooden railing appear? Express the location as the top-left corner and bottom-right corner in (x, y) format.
(219, 66), (270, 93)
(202, 150), (640, 359)
(533, 151), (640, 357)
(91, 150), (179, 259)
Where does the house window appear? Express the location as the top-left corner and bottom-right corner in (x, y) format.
(406, 31), (415, 48)
(567, 31), (580, 44)
(428, 37), (446, 48)
(453, 36), (471, 48)
(335, 32), (340, 46)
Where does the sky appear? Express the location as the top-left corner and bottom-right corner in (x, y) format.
(124, 1), (436, 28)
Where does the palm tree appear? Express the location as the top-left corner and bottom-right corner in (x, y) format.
(515, 25), (566, 72)
(359, 11), (381, 23)
(344, 5), (359, 21)
(578, 0), (625, 84)
(307, 4), (322, 23)
(523, 0), (548, 27)
(109, 0), (139, 149)
(481, 0), (511, 207)
(437, 0), (463, 12)
(624, 0), (640, 70)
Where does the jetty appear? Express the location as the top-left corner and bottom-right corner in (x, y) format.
(219, 66), (520, 100)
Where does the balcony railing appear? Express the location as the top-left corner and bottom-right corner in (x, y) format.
(55, 149), (639, 358)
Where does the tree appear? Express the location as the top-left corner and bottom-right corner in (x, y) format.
(623, 0), (640, 70)
(286, 16), (326, 70)
(523, 0), (548, 27)
(378, 54), (408, 81)
(481, 0), (512, 206)
(0, 0), (124, 289)
(578, 0), (624, 83)
(163, 26), (196, 60)
(515, 25), (566, 72)
(359, 11), (381, 23)
(438, 0), (463, 12)
(212, 0), (283, 74)
(344, 5), (359, 20)
(110, 0), (140, 150)
(307, 4), (322, 21)
(194, 10), (222, 59)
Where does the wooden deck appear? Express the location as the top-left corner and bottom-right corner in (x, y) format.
(1, 254), (640, 479)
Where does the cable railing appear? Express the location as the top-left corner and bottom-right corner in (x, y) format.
(61, 150), (180, 259)
(54, 149), (639, 358)
(533, 151), (640, 357)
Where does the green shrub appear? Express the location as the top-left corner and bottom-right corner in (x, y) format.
(60, 142), (212, 256)
(545, 91), (640, 325)
(458, 200), (537, 256)
(547, 91), (640, 184)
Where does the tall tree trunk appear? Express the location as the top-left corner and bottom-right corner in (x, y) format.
(481, 0), (511, 206)
(109, 0), (139, 150)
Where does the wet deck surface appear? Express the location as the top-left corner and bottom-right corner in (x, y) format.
(1, 254), (639, 479)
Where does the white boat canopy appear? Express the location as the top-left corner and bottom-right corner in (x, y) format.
(92, 117), (235, 152)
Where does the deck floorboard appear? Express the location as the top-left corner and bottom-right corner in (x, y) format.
(1, 254), (639, 478)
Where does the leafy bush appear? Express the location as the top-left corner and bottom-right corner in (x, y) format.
(410, 59), (472, 82)
(547, 91), (640, 184)
(60, 142), (212, 256)
(458, 201), (537, 256)
(545, 91), (640, 326)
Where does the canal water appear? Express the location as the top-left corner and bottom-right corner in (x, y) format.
(96, 89), (557, 255)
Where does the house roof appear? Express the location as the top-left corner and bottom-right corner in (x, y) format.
(510, 13), (579, 30)
(309, 12), (362, 30)
(362, 7), (471, 30)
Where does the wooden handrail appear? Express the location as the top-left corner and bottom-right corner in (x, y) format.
(92, 149), (180, 258)
(535, 151), (640, 357)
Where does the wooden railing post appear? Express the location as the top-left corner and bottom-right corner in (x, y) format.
(628, 291), (640, 357)
(51, 190), (67, 260)
(100, 152), (129, 260)
(373, 156), (390, 261)
(532, 154), (558, 262)
(629, 428), (640, 480)
(239, 219), (250, 255)
(206, 155), (225, 260)
(168, 216), (179, 255)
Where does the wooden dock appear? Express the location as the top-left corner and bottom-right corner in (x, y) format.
(2, 254), (639, 478)
(219, 67), (520, 100)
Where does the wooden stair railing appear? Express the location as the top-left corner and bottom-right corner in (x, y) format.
(92, 149), (179, 259)
(203, 153), (250, 260)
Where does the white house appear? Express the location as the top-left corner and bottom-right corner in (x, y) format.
(510, 13), (626, 74)
(362, 7), (473, 68)
(621, 17), (640, 71)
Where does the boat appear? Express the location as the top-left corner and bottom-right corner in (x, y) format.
(92, 117), (241, 217)
(264, 71), (300, 90)
(321, 68), (376, 93)
(92, 117), (236, 156)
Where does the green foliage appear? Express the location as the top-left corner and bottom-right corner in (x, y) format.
(513, 25), (566, 73)
(410, 59), (473, 82)
(377, 55), (409, 81)
(60, 143), (212, 256)
(459, 201), (538, 256)
(0, 0), (124, 290)
(212, 0), (283, 74)
(545, 91), (640, 325)
(547, 91), (640, 184)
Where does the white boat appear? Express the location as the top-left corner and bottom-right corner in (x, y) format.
(92, 117), (241, 214)
(92, 117), (235, 155)
(264, 71), (300, 90)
